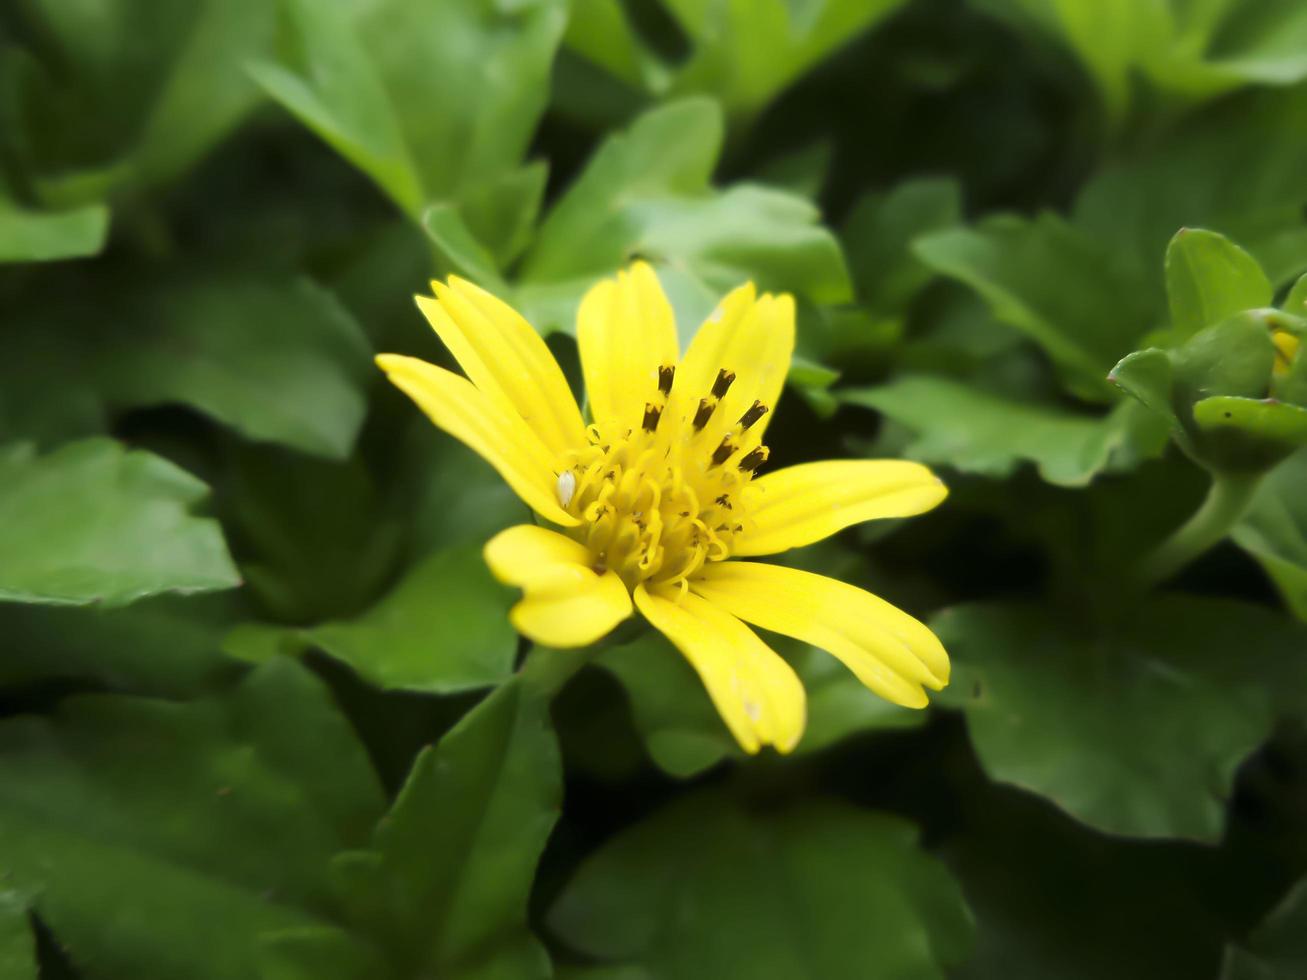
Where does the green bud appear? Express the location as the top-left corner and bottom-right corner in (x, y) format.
(1111, 309), (1307, 474)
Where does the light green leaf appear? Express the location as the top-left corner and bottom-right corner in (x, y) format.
(1108, 347), (1177, 425)
(249, 0), (423, 215)
(934, 597), (1307, 841)
(0, 659), (386, 980)
(915, 214), (1153, 400)
(0, 197), (109, 262)
(0, 439), (239, 607)
(331, 677), (561, 979)
(1193, 396), (1307, 448)
(356, 0), (567, 200)
(1234, 452), (1307, 620)
(549, 790), (972, 978)
(227, 545), (517, 694)
(518, 99), (850, 334)
(844, 375), (1165, 485)
(1165, 228), (1273, 341)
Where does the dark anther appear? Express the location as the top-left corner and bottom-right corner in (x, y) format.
(716, 524), (730, 532)
(679, 511), (690, 518)
(711, 369), (736, 399)
(658, 365), (675, 395)
(711, 439), (736, 466)
(642, 402), (662, 432)
(715, 494), (732, 508)
(739, 447), (768, 472)
(738, 400), (768, 429)
(693, 397), (716, 430)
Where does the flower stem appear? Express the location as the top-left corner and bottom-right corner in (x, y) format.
(1137, 471), (1262, 588)
(519, 645), (593, 699)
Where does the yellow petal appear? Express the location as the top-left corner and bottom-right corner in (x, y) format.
(634, 584), (806, 754)
(673, 285), (794, 444)
(691, 562), (948, 709)
(417, 276), (586, 457)
(485, 525), (631, 647)
(733, 460), (947, 557)
(376, 354), (578, 527)
(578, 261), (679, 431)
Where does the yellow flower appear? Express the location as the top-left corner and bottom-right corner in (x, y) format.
(377, 263), (950, 753)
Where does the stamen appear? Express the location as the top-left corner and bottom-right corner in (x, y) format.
(738, 400), (768, 429)
(711, 369), (736, 399)
(693, 397), (717, 430)
(658, 365), (675, 395)
(714, 494), (732, 509)
(739, 447), (768, 472)
(642, 402), (662, 432)
(711, 439), (736, 467)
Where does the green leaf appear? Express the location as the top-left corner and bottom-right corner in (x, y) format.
(331, 677), (561, 979)
(249, 0), (423, 215)
(0, 439), (239, 607)
(0, 593), (242, 696)
(517, 99), (850, 334)
(103, 274), (373, 459)
(844, 375), (1165, 486)
(915, 214), (1153, 400)
(1221, 878), (1307, 980)
(0, 659), (386, 980)
(549, 790), (972, 978)
(1073, 86), (1307, 292)
(227, 544), (517, 694)
(1193, 396), (1307, 448)
(18, 0), (274, 202)
(601, 628), (927, 778)
(1108, 347), (1177, 424)
(843, 177), (962, 315)
(933, 597), (1307, 841)
(0, 891), (36, 980)
(1165, 228), (1273, 341)
(567, 0), (907, 120)
(1233, 452), (1307, 620)
(422, 204), (508, 292)
(3, 271), (373, 458)
(0, 197), (108, 262)
(948, 774), (1231, 980)
(356, 0), (567, 200)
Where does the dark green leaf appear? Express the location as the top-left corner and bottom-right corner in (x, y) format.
(843, 178), (961, 315)
(844, 375), (1165, 485)
(549, 790), (972, 978)
(0, 659), (386, 980)
(249, 0), (423, 215)
(915, 214), (1154, 400)
(934, 597), (1307, 840)
(227, 544), (517, 694)
(1221, 879), (1307, 980)
(0, 439), (239, 607)
(330, 677), (561, 979)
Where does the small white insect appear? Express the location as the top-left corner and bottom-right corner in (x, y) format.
(707, 305), (724, 324)
(556, 470), (577, 508)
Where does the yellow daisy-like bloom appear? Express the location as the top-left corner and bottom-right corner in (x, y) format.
(377, 263), (950, 753)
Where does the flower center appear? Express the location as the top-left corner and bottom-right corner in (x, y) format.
(556, 365), (770, 591)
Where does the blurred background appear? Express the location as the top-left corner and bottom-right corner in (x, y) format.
(3, 0), (1307, 977)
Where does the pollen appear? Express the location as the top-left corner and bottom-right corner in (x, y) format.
(555, 365), (770, 590)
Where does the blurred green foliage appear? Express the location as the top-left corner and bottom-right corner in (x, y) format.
(4, 0), (1307, 977)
